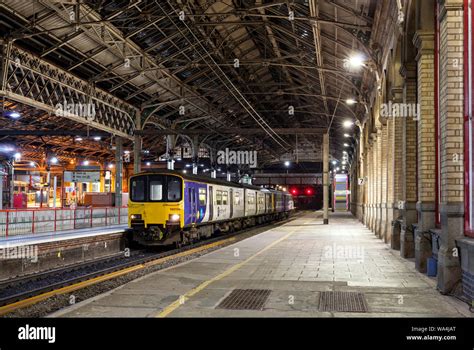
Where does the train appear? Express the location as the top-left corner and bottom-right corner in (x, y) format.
(127, 170), (294, 246)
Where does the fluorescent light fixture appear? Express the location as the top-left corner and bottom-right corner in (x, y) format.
(347, 54), (365, 69)
(346, 99), (356, 105)
(343, 120), (354, 128)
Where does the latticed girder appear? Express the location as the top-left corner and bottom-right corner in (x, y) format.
(1, 45), (137, 139)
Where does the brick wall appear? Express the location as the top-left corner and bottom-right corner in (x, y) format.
(439, 4), (464, 203)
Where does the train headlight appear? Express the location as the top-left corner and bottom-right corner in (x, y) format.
(130, 214), (142, 220)
(170, 214), (180, 221)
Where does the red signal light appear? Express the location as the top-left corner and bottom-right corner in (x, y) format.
(290, 188), (298, 195)
(305, 188), (313, 195)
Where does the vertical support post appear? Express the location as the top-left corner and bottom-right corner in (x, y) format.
(115, 137), (123, 208)
(53, 176), (57, 208)
(9, 162), (14, 209)
(166, 135), (175, 170)
(211, 170), (216, 178)
(133, 111), (142, 174)
(323, 133), (329, 224)
(227, 172), (232, 182)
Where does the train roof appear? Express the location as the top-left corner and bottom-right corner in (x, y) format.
(132, 169), (290, 194)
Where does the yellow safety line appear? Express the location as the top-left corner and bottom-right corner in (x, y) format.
(0, 236), (236, 316)
(156, 228), (297, 318)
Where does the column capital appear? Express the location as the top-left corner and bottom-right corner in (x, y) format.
(413, 31), (435, 61)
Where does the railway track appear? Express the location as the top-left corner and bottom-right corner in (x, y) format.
(0, 215), (298, 316)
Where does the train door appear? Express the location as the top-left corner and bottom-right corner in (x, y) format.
(209, 186), (213, 220)
(229, 188), (233, 218)
(255, 191), (258, 214)
(188, 187), (197, 224)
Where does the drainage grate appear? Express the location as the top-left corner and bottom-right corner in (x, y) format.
(216, 289), (271, 310)
(319, 291), (368, 312)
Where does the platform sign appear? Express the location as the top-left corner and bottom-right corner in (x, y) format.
(64, 171), (100, 183)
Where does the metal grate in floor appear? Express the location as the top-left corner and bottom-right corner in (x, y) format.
(216, 289), (271, 310)
(318, 291), (369, 312)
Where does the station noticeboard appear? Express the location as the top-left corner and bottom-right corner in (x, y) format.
(64, 171), (100, 183)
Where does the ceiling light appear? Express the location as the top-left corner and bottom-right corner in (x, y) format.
(146, 162), (151, 166)
(10, 112), (21, 119)
(284, 161), (290, 167)
(344, 143), (350, 147)
(343, 120), (354, 128)
(13, 152), (21, 161)
(83, 160), (89, 166)
(30, 162), (35, 167)
(346, 99), (356, 105)
(347, 54), (365, 69)
(75, 137), (83, 142)
(344, 133), (350, 138)
(332, 160), (337, 165)
(93, 136), (101, 141)
(108, 163), (114, 169)
(50, 157), (58, 164)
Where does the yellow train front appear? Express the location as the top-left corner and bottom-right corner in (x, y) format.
(128, 172), (185, 246)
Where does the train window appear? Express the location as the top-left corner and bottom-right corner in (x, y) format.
(199, 188), (206, 205)
(167, 177), (182, 201)
(216, 190), (222, 205)
(150, 179), (164, 201)
(247, 193), (255, 204)
(234, 192), (241, 205)
(258, 195), (264, 205)
(222, 191), (228, 205)
(131, 177), (146, 202)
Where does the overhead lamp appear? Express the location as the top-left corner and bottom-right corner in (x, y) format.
(93, 136), (101, 141)
(50, 157), (58, 164)
(344, 133), (350, 138)
(346, 99), (357, 105)
(83, 160), (89, 166)
(146, 162), (151, 166)
(346, 54), (365, 69)
(75, 137), (83, 142)
(343, 143), (350, 147)
(13, 152), (21, 161)
(343, 120), (354, 128)
(10, 112), (21, 119)
(30, 161), (35, 167)
(332, 160), (337, 165)
(284, 161), (290, 167)
(108, 163), (114, 169)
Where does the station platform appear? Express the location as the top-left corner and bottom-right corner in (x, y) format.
(52, 212), (471, 318)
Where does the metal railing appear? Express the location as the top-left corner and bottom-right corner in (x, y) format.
(0, 206), (128, 238)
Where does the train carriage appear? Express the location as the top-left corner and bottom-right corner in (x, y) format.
(128, 170), (293, 246)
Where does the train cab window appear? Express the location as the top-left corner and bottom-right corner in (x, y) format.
(258, 196), (264, 205)
(149, 179), (164, 201)
(234, 192), (241, 205)
(131, 177), (146, 202)
(216, 190), (222, 205)
(199, 188), (206, 205)
(167, 177), (182, 201)
(222, 191), (228, 205)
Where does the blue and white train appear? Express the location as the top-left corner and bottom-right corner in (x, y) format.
(128, 170), (294, 246)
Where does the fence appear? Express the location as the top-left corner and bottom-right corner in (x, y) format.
(0, 206), (128, 238)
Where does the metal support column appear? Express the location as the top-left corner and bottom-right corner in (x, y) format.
(323, 133), (329, 224)
(133, 112), (142, 174)
(115, 137), (123, 207)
